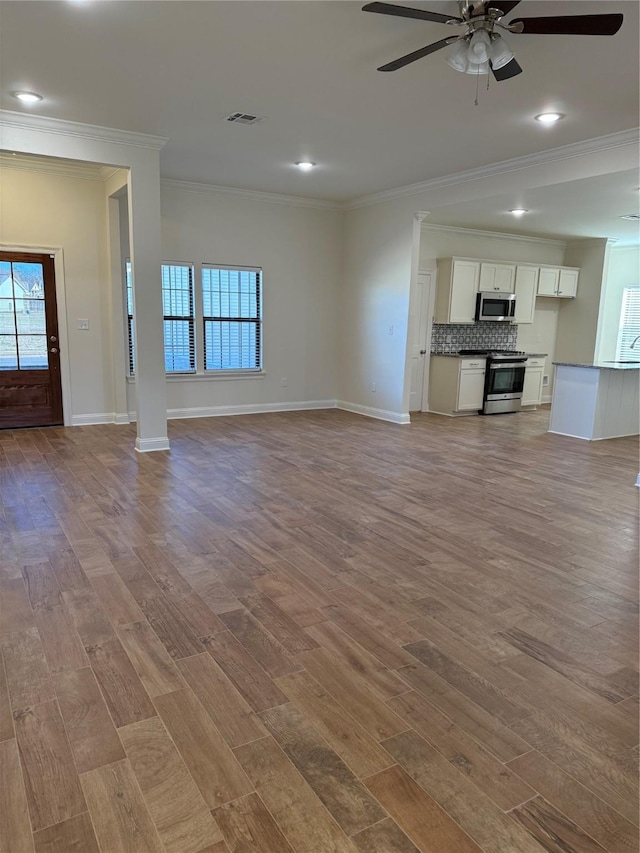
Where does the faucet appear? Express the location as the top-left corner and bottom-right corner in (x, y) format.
(630, 335), (640, 350)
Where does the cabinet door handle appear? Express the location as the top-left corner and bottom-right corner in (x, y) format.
(419, 349), (427, 355)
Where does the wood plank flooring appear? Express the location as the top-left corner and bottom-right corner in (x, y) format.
(0, 408), (637, 853)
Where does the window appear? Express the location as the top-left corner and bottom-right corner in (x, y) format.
(125, 262), (196, 374)
(202, 266), (262, 371)
(125, 262), (135, 374)
(615, 286), (640, 361)
(162, 264), (195, 373)
(125, 262), (261, 376)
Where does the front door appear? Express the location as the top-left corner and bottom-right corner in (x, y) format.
(0, 251), (63, 428)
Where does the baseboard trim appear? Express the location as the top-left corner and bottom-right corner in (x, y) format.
(135, 436), (170, 453)
(114, 413), (131, 424)
(130, 399), (339, 421)
(71, 412), (118, 426)
(337, 401), (410, 425)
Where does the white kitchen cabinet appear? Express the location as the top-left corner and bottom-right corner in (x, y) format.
(558, 268), (579, 298)
(429, 356), (486, 415)
(479, 263), (516, 293)
(513, 266), (538, 324)
(522, 357), (545, 406)
(435, 258), (480, 324)
(537, 266), (579, 298)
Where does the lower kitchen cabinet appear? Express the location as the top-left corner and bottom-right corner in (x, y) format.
(522, 357), (545, 406)
(429, 356), (486, 415)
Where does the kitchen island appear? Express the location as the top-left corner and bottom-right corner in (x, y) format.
(549, 361), (640, 440)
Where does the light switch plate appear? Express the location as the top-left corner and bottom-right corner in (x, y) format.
(77, 319), (90, 330)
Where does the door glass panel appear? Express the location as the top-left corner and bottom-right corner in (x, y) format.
(17, 335), (48, 369)
(0, 335), (18, 370)
(12, 262), (45, 300)
(15, 300), (46, 334)
(0, 301), (17, 333)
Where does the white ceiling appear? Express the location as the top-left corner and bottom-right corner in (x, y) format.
(1, 1), (638, 239)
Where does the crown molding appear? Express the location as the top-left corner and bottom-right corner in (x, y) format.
(344, 127), (640, 211)
(0, 109), (167, 150)
(421, 223), (567, 248)
(0, 152), (106, 181)
(161, 178), (342, 211)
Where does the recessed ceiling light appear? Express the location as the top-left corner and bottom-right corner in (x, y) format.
(535, 112), (564, 125)
(12, 91), (43, 104)
(295, 161), (316, 171)
(509, 209), (528, 217)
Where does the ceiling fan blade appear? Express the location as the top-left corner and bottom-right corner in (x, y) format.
(362, 2), (462, 26)
(378, 36), (460, 71)
(509, 13), (623, 36)
(490, 56), (523, 80)
(485, 1), (521, 15)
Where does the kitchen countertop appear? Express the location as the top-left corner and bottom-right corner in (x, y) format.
(431, 352), (548, 358)
(553, 361), (640, 370)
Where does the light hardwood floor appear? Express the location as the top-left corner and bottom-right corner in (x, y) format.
(0, 408), (637, 853)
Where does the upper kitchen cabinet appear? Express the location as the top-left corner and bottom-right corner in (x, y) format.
(537, 266), (579, 298)
(479, 262), (516, 293)
(435, 258), (480, 324)
(513, 266), (538, 324)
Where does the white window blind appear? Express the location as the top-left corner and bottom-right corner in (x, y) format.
(202, 266), (262, 371)
(615, 286), (640, 361)
(125, 262), (135, 374)
(162, 264), (195, 373)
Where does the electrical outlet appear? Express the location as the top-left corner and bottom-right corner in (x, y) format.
(281, 377), (287, 387)
(77, 318), (90, 331)
(370, 381), (376, 392)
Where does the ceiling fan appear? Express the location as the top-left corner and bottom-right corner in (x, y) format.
(362, 1), (623, 80)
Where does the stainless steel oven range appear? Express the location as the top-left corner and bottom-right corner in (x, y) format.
(482, 352), (528, 414)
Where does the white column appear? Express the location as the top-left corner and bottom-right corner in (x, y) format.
(127, 155), (169, 451)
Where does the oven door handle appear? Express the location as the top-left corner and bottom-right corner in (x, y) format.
(488, 361), (527, 370)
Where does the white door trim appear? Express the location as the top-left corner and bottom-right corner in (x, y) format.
(0, 243), (72, 426)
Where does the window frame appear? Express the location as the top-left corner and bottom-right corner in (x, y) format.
(201, 264), (263, 374)
(615, 285), (640, 362)
(124, 260), (264, 379)
(161, 262), (196, 375)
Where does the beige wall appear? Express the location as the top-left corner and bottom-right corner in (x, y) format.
(0, 166), (113, 420)
(556, 238), (610, 364)
(146, 187), (342, 418)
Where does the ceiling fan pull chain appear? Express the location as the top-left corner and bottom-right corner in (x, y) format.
(474, 69), (480, 106)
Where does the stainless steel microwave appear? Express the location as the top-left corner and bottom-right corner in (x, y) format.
(475, 291), (516, 322)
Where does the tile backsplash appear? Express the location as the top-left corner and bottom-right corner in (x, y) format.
(431, 323), (518, 354)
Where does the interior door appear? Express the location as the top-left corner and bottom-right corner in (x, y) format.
(0, 252), (63, 428)
(409, 272), (434, 412)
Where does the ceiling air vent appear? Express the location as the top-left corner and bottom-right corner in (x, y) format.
(619, 214), (640, 221)
(225, 112), (265, 126)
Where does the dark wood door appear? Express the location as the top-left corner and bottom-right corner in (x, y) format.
(0, 251), (63, 428)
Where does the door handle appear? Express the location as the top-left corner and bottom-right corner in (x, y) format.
(419, 349), (427, 355)
(50, 348), (58, 354)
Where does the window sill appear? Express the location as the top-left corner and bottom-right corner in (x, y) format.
(127, 371), (266, 384)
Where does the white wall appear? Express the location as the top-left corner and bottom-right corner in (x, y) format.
(596, 245), (640, 361)
(420, 225), (565, 398)
(126, 186), (342, 418)
(0, 166), (113, 421)
(339, 198), (416, 422)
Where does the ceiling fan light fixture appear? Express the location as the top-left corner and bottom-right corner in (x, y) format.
(446, 39), (469, 72)
(489, 34), (515, 70)
(465, 59), (490, 75)
(467, 28), (491, 64)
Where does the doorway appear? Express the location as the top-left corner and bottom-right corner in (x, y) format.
(409, 271), (435, 412)
(0, 251), (63, 428)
